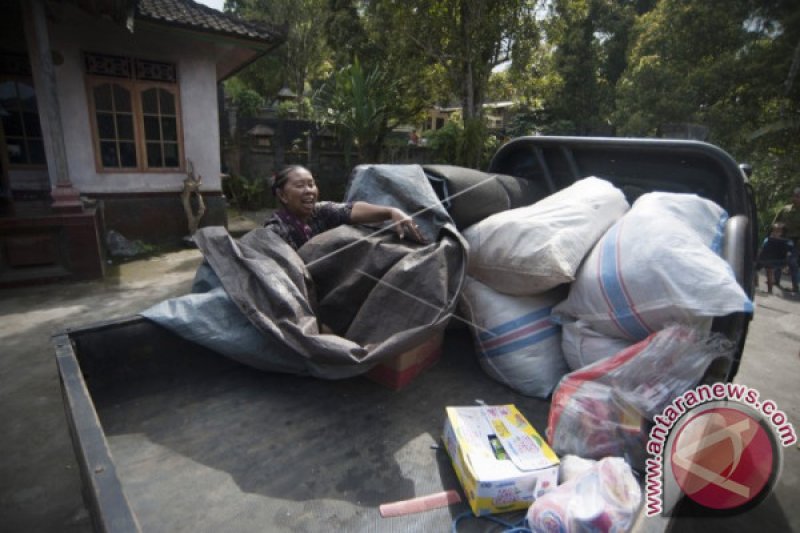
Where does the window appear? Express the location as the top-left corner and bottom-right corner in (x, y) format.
(0, 79), (45, 167)
(84, 53), (182, 172)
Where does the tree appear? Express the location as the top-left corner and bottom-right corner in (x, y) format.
(225, 0), (332, 113)
(313, 60), (398, 162)
(391, 0), (538, 123)
(324, 0), (372, 67)
(360, 0), (538, 167)
(612, 0), (791, 143)
(614, 0), (800, 228)
(536, 0), (643, 135)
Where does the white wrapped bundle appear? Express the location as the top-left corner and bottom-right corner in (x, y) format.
(459, 276), (568, 398)
(462, 177), (629, 295)
(553, 192), (753, 340)
(527, 457), (641, 533)
(560, 319), (633, 370)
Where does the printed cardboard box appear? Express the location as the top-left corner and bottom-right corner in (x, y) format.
(442, 404), (560, 515)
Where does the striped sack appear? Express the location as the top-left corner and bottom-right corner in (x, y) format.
(553, 192), (753, 341)
(459, 276), (568, 398)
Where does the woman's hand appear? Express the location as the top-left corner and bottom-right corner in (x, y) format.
(350, 202), (427, 243)
(389, 207), (426, 243)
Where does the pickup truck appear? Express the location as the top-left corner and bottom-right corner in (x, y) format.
(54, 136), (757, 532)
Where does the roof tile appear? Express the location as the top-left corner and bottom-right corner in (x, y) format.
(136, 0), (284, 44)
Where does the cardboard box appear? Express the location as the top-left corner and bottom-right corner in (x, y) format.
(366, 332), (443, 390)
(442, 404), (560, 515)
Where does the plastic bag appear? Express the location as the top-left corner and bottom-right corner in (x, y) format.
(547, 325), (733, 468)
(527, 457), (641, 533)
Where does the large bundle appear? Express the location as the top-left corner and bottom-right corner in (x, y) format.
(459, 276), (568, 398)
(462, 177), (629, 295)
(553, 192), (753, 341)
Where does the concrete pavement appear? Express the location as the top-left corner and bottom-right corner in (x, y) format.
(0, 240), (798, 532)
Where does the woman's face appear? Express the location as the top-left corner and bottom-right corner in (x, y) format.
(276, 168), (319, 219)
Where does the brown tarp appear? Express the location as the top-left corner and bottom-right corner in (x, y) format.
(191, 164), (467, 370)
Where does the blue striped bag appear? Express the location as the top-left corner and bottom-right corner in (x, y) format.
(553, 192), (753, 341)
(459, 276), (569, 398)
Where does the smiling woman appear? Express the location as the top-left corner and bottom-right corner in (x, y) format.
(264, 165), (424, 250)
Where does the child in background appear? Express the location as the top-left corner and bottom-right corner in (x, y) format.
(756, 223), (793, 293)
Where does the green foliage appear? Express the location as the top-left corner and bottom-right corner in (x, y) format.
(222, 174), (268, 210)
(275, 97), (313, 118)
(229, 55), (285, 105)
(387, 0), (539, 120)
(313, 59), (397, 162)
(223, 0), (799, 204)
(226, 0), (331, 110)
(611, 0), (800, 228)
(425, 121), (462, 164)
(225, 79), (265, 118)
(425, 117), (496, 169)
(460, 117), (488, 169)
(537, 0), (639, 135)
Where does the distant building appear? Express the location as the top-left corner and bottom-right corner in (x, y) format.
(424, 101), (515, 131)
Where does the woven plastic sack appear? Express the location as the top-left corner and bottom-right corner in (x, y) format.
(560, 319), (633, 370)
(553, 192), (753, 340)
(459, 276), (568, 398)
(462, 177), (629, 295)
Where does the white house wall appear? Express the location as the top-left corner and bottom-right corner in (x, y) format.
(49, 4), (222, 195)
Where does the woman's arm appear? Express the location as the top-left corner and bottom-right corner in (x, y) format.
(350, 201), (425, 242)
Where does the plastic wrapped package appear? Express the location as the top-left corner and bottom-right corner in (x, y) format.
(547, 325), (733, 468)
(527, 457), (642, 533)
(558, 455), (597, 484)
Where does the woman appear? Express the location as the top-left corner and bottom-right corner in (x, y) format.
(265, 165), (425, 250)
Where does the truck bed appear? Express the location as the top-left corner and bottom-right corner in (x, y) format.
(60, 317), (620, 532)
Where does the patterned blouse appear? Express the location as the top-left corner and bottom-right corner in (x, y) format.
(264, 201), (354, 250)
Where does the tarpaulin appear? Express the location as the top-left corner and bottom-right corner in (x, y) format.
(143, 164), (467, 376)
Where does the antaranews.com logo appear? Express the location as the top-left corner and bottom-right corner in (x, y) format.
(645, 383), (797, 516)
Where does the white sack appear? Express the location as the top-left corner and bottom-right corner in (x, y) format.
(560, 319), (633, 370)
(553, 192), (754, 340)
(462, 176), (629, 295)
(459, 276), (568, 398)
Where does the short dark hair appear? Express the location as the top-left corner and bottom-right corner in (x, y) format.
(270, 165), (309, 196)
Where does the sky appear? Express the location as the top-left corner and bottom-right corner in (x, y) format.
(195, 0), (225, 12)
